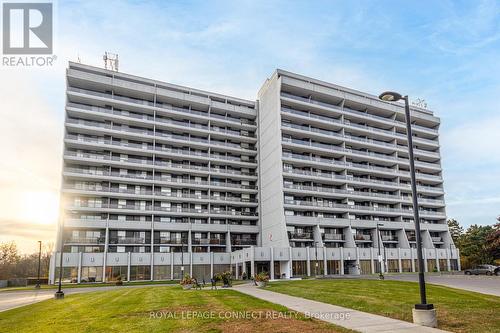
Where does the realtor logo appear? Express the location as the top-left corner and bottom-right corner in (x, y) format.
(2, 2), (53, 54)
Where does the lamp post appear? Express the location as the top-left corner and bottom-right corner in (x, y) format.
(54, 219), (65, 299)
(35, 241), (42, 289)
(376, 223), (384, 280)
(379, 92), (435, 317)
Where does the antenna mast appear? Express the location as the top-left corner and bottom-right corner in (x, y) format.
(103, 52), (119, 71)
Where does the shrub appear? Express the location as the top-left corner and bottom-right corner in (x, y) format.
(180, 274), (195, 286)
(255, 271), (270, 282)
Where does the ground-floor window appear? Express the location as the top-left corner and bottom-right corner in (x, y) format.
(106, 266), (128, 282)
(213, 264), (230, 277)
(80, 266), (103, 282)
(292, 260), (307, 277)
(427, 259), (437, 272)
(172, 265), (186, 280)
(311, 260), (324, 276)
(192, 264), (211, 282)
(359, 260), (372, 275)
(154, 266), (171, 280)
(439, 259), (448, 271)
(130, 265), (150, 281)
(54, 267), (78, 283)
(450, 259), (459, 271)
(401, 259), (412, 272)
(387, 259), (399, 273)
(327, 260), (341, 275)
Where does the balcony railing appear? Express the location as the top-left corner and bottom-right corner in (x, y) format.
(381, 235), (398, 242)
(431, 236), (442, 242)
(109, 237), (147, 244)
(290, 232), (313, 240)
(354, 234), (372, 241)
(231, 239), (257, 246)
(156, 238), (187, 245)
(323, 233), (344, 241)
(66, 237), (104, 244)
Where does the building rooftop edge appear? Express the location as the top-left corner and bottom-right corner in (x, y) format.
(68, 61), (256, 107)
(274, 68), (436, 116)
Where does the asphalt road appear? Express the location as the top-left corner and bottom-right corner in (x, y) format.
(385, 274), (500, 296)
(0, 284), (175, 313)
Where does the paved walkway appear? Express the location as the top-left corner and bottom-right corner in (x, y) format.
(234, 284), (448, 333)
(0, 284), (175, 313)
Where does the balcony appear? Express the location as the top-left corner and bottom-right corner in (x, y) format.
(109, 237), (147, 244)
(431, 236), (443, 243)
(280, 94), (439, 137)
(323, 233), (344, 241)
(381, 235), (398, 242)
(66, 237), (104, 244)
(156, 238), (187, 245)
(231, 239), (257, 246)
(354, 234), (372, 241)
(289, 232), (313, 240)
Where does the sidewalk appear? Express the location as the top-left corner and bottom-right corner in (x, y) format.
(234, 284), (448, 333)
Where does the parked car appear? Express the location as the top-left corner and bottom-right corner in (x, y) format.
(464, 265), (499, 276)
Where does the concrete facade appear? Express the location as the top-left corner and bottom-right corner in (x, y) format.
(50, 64), (459, 284)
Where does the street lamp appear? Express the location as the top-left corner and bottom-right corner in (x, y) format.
(378, 92), (433, 312)
(54, 222), (64, 299)
(35, 241), (42, 289)
(376, 223), (384, 280)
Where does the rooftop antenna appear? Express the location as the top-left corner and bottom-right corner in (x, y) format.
(103, 52), (119, 71)
(77, 53), (81, 63)
(411, 98), (427, 109)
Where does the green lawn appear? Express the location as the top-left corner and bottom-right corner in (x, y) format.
(265, 279), (500, 333)
(0, 280), (178, 292)
(0, 286), (352, 333)
(0, 280), (249, 292)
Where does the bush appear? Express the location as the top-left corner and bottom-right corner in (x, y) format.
(115, 275), (123, 286)
(255, 271), (270, 282)
(215, 271), (232, 287)
(180, 274), (195, 286)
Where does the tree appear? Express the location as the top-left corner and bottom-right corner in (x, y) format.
(447, 218), (463, 244)
(459, 224), (493, 267)
(0, 242), (20, 279)
(485, 223), (500, 261)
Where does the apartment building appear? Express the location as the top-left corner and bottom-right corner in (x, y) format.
(49, 64), (459, 284)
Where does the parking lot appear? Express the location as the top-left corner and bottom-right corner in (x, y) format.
(386, 273), (500, 296)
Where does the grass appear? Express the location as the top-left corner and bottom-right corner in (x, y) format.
(265, 279), (500, 333)
(0, 280), (178, 292)
(0, 285), (353, 333)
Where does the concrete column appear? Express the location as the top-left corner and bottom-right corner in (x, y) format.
(323, 247), (328, 276)
(446, 248), (451, 271)
(370, 247), (375, 274)
(411, 248), (416, 272)
(423, 250), (428, 272)
(235, 261), (239, 279)
(306, 247), (311, 276)
(288, 247), (293, 278)
(435, 249), (440, 272)
(270, 247), (275, 279)
(250, 246), (255, 278)
(127, 252), (131, 282)
(189, 252), (193, 276)
(103, 227), (109, 282)
(77, 252), (82, 283)
(210, 252), (214, 278)
(170, 253), (174, 280)
(355, 247), (360, 275)
(340, 247), (344, 275)
(398, 248), (402, 273)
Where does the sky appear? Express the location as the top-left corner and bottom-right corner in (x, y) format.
(1, 0), (499, 253)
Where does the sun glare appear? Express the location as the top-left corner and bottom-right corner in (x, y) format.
(18, 191), (60, 225)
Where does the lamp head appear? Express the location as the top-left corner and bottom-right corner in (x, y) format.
(379, 91), (403, 102)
